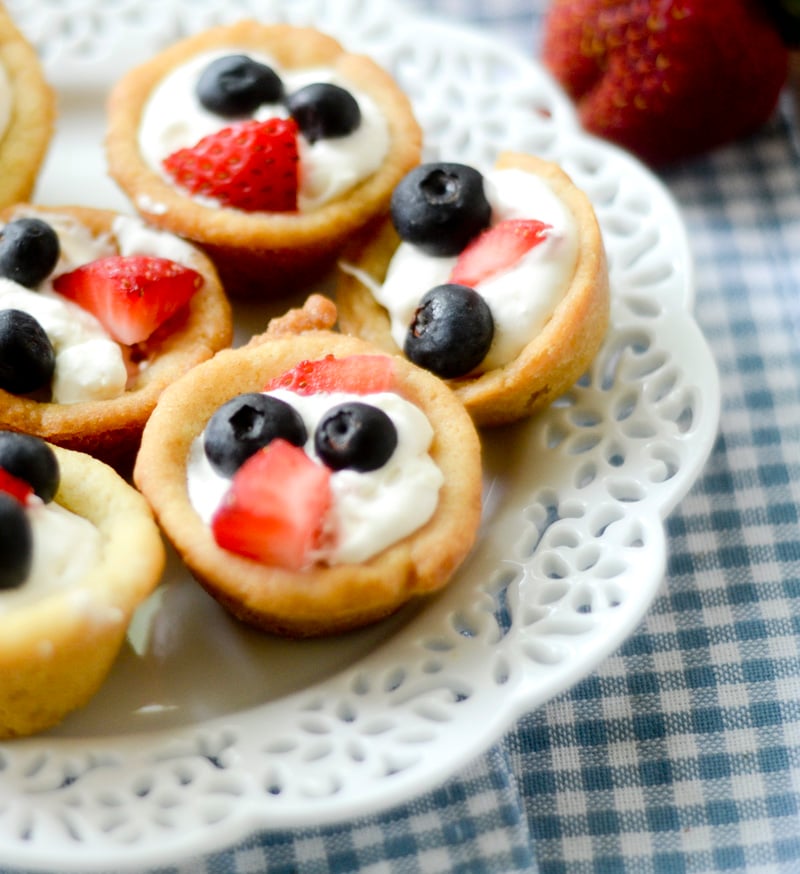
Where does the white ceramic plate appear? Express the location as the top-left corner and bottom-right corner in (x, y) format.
(2, 1), (720, 871)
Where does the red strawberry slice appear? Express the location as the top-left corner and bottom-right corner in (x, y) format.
(265, 354), (396, 396)
(449, 218), (552, 288)
(211, 439), (333, 571)
(163, 118), (299, 212)
(53, 254), (204, 346)
(0, 468), (33, 504)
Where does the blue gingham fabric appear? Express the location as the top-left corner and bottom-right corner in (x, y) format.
(6, 2), (800, 873)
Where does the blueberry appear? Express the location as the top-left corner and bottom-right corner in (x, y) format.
(204, 392), (308, 476)
(0, 217), (60, 288)
(0, 430), (60, 503)
(286, 83), (361, 144)
(314, 402), (398, 472)
(404, 283), (494, 379)
(196, 54), (284, 117)
(0, 309), (56, 395)
(0, 492), (33, 589)
(390, 162), (492, 256)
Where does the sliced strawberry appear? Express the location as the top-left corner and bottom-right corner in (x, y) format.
(265, 354), (396, 396)
(53, 254), (204, 346)
(211, 439), (333, 571)
(163, 118), (299, 212)
(449, 218), (552, 287)
(0, 468), (33, 504)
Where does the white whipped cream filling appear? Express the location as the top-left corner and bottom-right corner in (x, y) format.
(0, 60), (13, 149)
(111, 213), (207, 267)
(187, 389), (444, 566)
(0, 211), (204, 404)
(362, 168), (580, 372)
(138, 48), (391, 212)
(0, 497), (103, 616)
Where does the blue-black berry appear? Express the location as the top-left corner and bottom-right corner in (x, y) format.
(314, 402), (397, 472)
(404, 283), (494, 378)
(196, 54), (284, 117)
(204, 392), (308, 476)
(0, 493), (33, 590)
(286, 83), (361, 144)
(0, 217), (60, 288)
(0, 429), (60, 503)
(390, 162), (492, 256)
(0, 309), (56, 395)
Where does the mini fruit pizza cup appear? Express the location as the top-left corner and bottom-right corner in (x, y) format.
(336, 151), (610, 427)
(106, 21), (423, 297)
(0, 432), (164, 738)
(0, 205), (232, 471)
(135, 297), (483, 638)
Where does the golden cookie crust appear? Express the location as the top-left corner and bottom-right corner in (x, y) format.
(335, 151), (610, 427)
(0, 6), (55, 207)
(0, 443), (165, 739)
(134, 323), (483, 638)
(0, 204), (233, 471)
(106, 21), (423, 296)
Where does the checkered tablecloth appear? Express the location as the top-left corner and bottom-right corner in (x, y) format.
(6, 2), (800, 872)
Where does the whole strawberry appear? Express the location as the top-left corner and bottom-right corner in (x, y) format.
(542, 0), (791, 165)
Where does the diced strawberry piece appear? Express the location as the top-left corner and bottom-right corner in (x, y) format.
(265, 354), (396, 396)
(0, 468), (33, 504)
(53, 254), (204, 346)
(163, 118), (299, 212)
(211, 439), (333, 571)
(449, 218), (552, 287)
